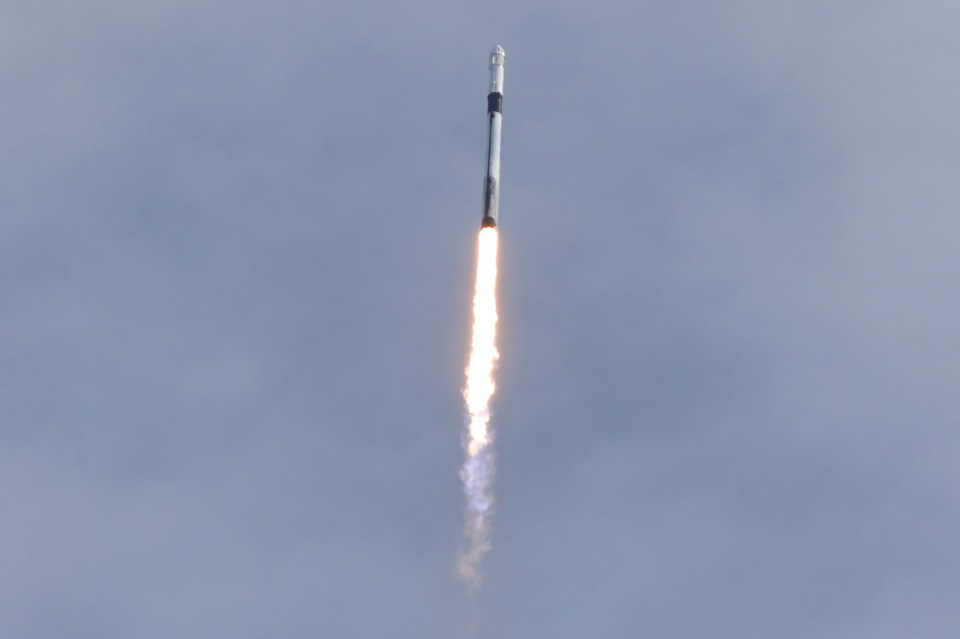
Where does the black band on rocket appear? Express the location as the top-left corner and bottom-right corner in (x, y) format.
(487, 92), (503, 114)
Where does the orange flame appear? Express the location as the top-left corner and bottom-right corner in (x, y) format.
(458, 227), (499, 588)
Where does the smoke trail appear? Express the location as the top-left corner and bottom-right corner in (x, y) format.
(458, 227), (500, 589)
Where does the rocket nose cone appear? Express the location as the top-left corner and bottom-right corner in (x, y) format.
(490, 45), (506, 65)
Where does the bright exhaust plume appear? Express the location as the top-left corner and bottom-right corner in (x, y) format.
(458, 227), (499, 589)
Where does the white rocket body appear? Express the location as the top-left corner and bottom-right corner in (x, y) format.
(481, 46), (505, 229)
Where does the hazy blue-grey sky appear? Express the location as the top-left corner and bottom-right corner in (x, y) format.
(2, 1), (959, 637)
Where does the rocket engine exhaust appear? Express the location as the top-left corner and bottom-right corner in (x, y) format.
(458, 227), (499, 588)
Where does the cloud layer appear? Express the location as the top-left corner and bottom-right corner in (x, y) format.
(2, 1), (959, 637)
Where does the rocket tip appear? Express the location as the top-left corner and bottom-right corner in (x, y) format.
(490, 45), (505, 64)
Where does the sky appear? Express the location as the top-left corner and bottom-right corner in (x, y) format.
(2, 0), (959, 637)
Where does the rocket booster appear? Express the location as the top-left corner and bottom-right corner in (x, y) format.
(481, 46), (505, 229)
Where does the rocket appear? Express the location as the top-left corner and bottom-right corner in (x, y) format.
(481, 46), (506, 229)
